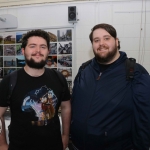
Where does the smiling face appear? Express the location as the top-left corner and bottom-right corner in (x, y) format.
(22, 36), (49, 69)
(92, 28), (120, 64)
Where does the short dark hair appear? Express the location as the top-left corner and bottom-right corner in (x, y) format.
(21, 29), (50, 50)
(89, 23), (120, 50)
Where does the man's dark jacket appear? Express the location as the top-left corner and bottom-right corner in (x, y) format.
(71, 51), (150, 150)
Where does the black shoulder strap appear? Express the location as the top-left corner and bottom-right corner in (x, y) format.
(81, 59), (92, 70)
(7, 70), (18, 104)
(74, 59), (92, 81)
(126, 58), (136, 80)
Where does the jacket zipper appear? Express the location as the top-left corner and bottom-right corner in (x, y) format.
(96, 72), (102, 80)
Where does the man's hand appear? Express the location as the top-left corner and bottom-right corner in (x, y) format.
(62, 134), (69, 150)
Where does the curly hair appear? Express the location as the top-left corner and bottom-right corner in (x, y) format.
(89, 23), (120, 50)
(21, 29), (50, 50)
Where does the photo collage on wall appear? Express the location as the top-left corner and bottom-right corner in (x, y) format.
(0, 28), (73, 94)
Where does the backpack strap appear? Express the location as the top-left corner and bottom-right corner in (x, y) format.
(126, 58), (136, 80)
(7, 70), (18, 105)
(74, 59), (92, 81)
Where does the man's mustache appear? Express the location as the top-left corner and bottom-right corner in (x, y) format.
(31, 53), (44, 56)
(97, 45), (108, 50)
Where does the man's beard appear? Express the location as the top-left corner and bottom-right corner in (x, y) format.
(93, 45), (118, 64)
(25, 56), (47, 69)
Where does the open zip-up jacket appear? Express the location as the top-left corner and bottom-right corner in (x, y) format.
(71, 51), (150, 150)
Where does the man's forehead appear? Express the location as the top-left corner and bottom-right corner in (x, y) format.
(27, 36), (46, 42)
(93, 29), (111, 36)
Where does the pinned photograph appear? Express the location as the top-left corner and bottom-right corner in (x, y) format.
(45, 56), (57, 68)
(16, 44), (22, 55)
(46, 30), (57, 42)
(16, 56), (25, 67)
(16, 32), (26, 43)
(58, 42), (72, 54)
(49, 43), (57, 55)
(3, 32), (16, 44)
(4, 57), (16, 67)
(4, 45), (15, 56)
(58, 68), (72, 81)
(57, 29), (72, 42)
(57, 55), (72, 67)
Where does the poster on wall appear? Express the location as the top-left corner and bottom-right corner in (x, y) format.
(0, 28), (73, 94)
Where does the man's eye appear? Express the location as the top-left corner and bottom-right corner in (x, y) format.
(104, 38), (110, 40)
(41, 46), (47, 49)
(30, 45), (35, 48)
(94, 40), (99, 42)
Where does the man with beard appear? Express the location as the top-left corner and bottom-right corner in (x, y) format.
(70, 23), (150, 150)
(0, 29), (71, 150)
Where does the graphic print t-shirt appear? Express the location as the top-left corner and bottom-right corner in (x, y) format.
(22, 85), (57, 126)
(0, 68), (70, 149)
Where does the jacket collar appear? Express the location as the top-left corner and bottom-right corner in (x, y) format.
(91, 51), (128, 72)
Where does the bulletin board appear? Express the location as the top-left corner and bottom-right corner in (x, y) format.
(0, 27), (74, 94)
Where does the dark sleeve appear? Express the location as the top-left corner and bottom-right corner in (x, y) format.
(0, 75), (10, 107)
(132, 64), (150, 149)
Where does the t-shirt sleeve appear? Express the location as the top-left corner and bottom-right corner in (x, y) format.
(0, 75), (10, 107)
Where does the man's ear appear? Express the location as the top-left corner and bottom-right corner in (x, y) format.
(116, 38), (119, 47)
(22, 48), (25, 55)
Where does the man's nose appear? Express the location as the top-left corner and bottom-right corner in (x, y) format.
(99, 39), (104, 45)
(36, 46), (40, 52)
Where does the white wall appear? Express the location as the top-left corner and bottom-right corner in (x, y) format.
(0, 0), (150, 78)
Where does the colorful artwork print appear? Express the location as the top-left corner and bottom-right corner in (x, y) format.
(22, 86), (58, 126)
